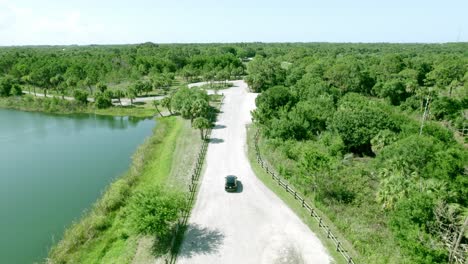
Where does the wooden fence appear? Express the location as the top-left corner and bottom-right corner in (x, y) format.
(254, 130), (356, 264)
(165, 96), (224, 264)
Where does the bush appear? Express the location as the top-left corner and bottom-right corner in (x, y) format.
(98, 178), (131, 212)
(390, 192), (447, 263)
(73, 89), (88, 104)
(431, 96), (462, 120)
(128, 186), (185, 237)
(94, 91), (112, 109)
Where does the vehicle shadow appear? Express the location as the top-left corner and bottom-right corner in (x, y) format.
(209, 138), (224, 144)
(178, 224), (225, 258)
(213, 124), (226, 129)
(232, 180), (243, 193)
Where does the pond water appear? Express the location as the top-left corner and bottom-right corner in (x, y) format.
(0, 109), (155, 264)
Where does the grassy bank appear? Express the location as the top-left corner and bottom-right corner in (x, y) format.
(0, 95), (158, 117)
(47, 116), (202, 263)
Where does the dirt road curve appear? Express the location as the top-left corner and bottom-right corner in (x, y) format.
(176, 81), (330, 264)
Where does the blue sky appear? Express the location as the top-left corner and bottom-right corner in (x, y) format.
(0, 0), (467, 45)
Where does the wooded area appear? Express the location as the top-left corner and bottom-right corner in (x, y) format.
(248, 43), (467, 263)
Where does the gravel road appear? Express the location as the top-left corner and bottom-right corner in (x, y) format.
(176, 80), (330, 264)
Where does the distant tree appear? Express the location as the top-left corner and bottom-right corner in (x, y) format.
(192, 117), (212, 139)
(161, 96), (172, 115)
(153, 100), (163, 117)
(0, 76), (21, 97)
(127, 86), (137, 105)
(426, 58), (465, 97)
(373, 79), (409, 105)
(83, 77), (95, 95)
(324, 56), (374, 95)
(142, 80), (152, 96)
(171, 87), (210, 120)
(114, 89), (124, 105)
(245, 57), (286, 92)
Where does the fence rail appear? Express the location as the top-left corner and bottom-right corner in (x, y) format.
(166, 95), (224, 264)
(254, 130), (356, 264)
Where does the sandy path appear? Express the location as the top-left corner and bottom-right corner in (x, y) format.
(176, 81), (330, 264)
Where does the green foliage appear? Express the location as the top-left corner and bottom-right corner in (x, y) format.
(128, 186), (185, 237)
(370, 129), (398, 155)
(126, 86), (137, 104)
(268, 96), (335, 140)
(161, 96), (172, 114)
(171, 87), (210, 122)
(192, 117), (212, 139)
(373, 79), (409, 105)
(245, 57), (286, 92)
(0, 76), (21, 97)
(390, 193), (447, 263)
(330, 94), (399, 154)
(431, 96), (462, 120)
(324, 55), (374, 94)
(253, 85), (294, 125)
(94, 91), (113, 109)
(377, 135), (440, 173)
(73, 89), (88, 104)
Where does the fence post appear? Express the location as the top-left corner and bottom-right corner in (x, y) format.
(337, 241), (341, 252)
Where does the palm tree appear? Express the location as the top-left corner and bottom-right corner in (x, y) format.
(192, 117), (211, 139)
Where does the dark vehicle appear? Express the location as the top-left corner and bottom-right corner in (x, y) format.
(225, 175), (238, 192)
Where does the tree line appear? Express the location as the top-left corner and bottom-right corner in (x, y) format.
(0, 43), (251, 109)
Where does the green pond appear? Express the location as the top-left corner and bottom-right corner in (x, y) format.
(0, 109), (155, 264)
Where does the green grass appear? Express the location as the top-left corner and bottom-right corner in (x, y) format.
(47, 116), (201, 263)
(246, 125), (353, 264)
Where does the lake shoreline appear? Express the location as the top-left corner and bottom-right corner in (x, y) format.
(0, 95), (157, 118)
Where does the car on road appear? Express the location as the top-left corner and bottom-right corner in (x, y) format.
(225, 175), (238, 192)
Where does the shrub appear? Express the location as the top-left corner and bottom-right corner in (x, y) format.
(128, 186), (185, 237)
(94, 91), (113, 109)
(73, 89), (88, 105)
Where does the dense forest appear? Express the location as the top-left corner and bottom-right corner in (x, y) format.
(1, 43), (467, 263)
(248, 43), (467, 263)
